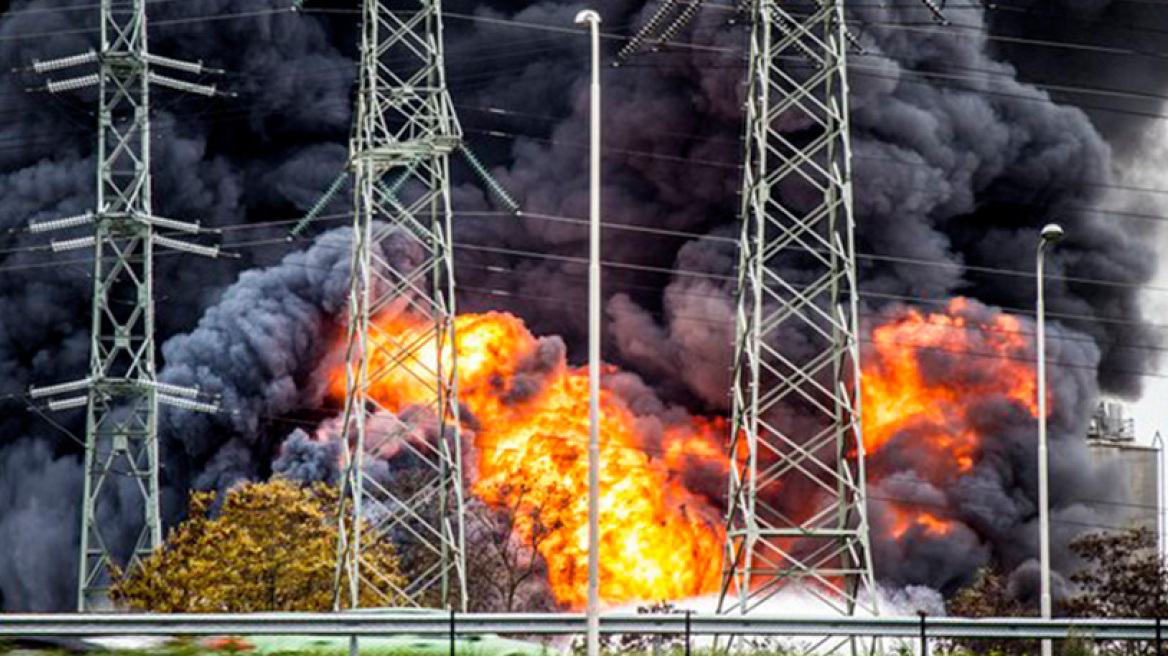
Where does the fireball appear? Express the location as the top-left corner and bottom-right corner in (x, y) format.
(334, 311), (726, 608)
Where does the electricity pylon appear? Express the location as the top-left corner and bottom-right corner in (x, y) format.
(719, 0), (878, 616)
(26, 0), (221, 611)
(334, 0), (466, 609)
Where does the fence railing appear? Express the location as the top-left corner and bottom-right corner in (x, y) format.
(1, 613), (1167, 642)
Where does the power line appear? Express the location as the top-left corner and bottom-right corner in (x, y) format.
(134, 223), (1168, 357)
(3, 3), (1168, 128)
(14, 222), (1145, 365)
(0, 0), (199, 16)
(690, 2), (1168, 62)
(621, 54), (1168, 122)
(458, 122), (1168, 233)
(463, 3), (1168, 105)
(854, 0), (1168, 40)
(867, 16), (1168, 62)
(8, 216), (1168, 376)
(7, 180), (1168, 304)
(459, 101), (1168, 203)
(309, 3), (1168, 78)
(454, 210), (1168, 295)
(862, 289), (1167, 332)
(853, 153), (1168, 204)
(0, 6), (296, 43)
(455, 263), (1168, 357)
(9, 89), (1168, 227)
(4, 34), (1168, 214)
(22, 329), (1159, 538)
(10, 217), (1168, 341)
(455, 283), (1168, 381)
(464, 127), (742, 170)
(456, 282), (1158, 379)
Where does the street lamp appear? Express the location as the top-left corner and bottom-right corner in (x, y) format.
(1154, 432), (1165, 561)
(1037, 222), (1063, 656)
(575, 9), (602, 656)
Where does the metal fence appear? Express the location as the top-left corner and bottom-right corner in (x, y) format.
(1, 613), (1167, 642)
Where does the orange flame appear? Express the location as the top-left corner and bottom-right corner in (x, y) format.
(333, 311), (726, 608)
(862, 298), (1040, 469)
(891, 511), (955, 540)
(860, 297), (1044, 538)
(324, 297), (1045, 605)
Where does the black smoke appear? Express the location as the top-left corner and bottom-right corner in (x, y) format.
(0, 0), (1164, 610)
(274, 429), (339, 485)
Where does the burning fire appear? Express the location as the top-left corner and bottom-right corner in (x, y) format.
(333, 311), (726, 608)
(324, 297), (1044, 606)
(891, 512), (954, 540)
(861, 297), (1044, 536)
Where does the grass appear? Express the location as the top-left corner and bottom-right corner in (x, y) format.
(3, 638), (1161, 656)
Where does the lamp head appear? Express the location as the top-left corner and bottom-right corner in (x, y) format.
(575, 9), (601, 25)
(1040, 223), (1064, 244)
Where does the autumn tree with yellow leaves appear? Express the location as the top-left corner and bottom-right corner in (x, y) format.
(111, 478), (404, 611)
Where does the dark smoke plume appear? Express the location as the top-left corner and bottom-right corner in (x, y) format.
(0, 440), (82, 611)
(274, 429), (340, 485)
(156, 227), (358, 495)
(0, 0), (1164, 610)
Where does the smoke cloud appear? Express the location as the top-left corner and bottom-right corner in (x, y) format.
(273, 429), (339, 485)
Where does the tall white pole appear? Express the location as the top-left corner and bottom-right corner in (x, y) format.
(575, 10), (602, 656)
(1036, 223), (1063, 656)
(1154, 431), (1165, 560)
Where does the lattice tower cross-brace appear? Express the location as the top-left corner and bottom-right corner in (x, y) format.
(334, 0), (467, 610)
(26, 0), (222, 611)
(719, 0), (878, 616)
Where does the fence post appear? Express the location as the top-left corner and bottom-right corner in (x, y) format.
(450, 609), (456, 656)
(917, 611), (927, 656)
(682, 606), (691, 653)
(1157, 616), (1162, 656)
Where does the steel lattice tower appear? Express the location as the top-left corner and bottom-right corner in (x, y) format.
(27, 0), (220, 611)
(719, 0), (878, 616)
(334, 0), (466, 610)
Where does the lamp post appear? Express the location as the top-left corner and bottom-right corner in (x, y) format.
(1037, 222), (1064, 656)
(1154, 431), (1165, 561)
(575, 9), (602, 656)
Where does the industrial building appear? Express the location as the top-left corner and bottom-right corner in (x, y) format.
(1086, 402), (1162, 538)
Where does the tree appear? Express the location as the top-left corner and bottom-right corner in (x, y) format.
(111, 478), (404, 611)
(941, 529), (1168, 656)
(1062, 527), (1168, 656)
(945, 567), (1034, 655)
(948, 567), (1029, 618)
(1065, 527), (1168, 619)
(464, 482), (569, 612)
